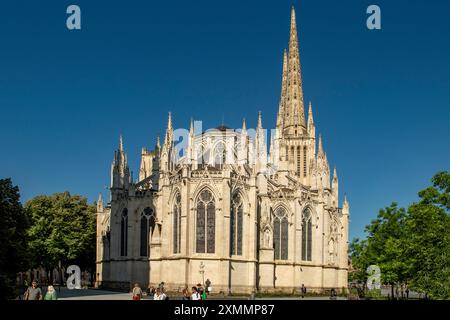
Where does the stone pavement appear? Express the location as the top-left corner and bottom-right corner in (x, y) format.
(57, 287), (347, 300)
(58, 288), (132, 300)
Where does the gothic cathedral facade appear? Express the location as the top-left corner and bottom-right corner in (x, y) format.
(96, 6), (350, 294)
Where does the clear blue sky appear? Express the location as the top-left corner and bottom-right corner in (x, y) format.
(1, 0), (449, 240)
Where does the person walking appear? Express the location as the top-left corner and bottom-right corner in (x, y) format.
(44, 285), (58, 300)
(201, 288), (207, 300)
(330, 288), (337, 300)
(132, 283), (143, 300)
(191, 287), (201, 300)
(147, 285), (155, 296)
(182, 288), (191, 300)
(300, 284), (306, 299)
(153, 287), (166, 300)
(205, 279), (211, 294)
(24, 280), (42, 300)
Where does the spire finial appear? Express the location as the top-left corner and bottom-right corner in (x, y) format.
(289, 4), (298, 45)
(257, 111), (263, 129)
(343, 194), (349, 210)
(307, 101), (314, 125)
(190, 117), (194, 133)
(242, 118), (247, 131)
(318, 134), (324, 154)
(156, 135), (161, 149)
(119, 134), (124, 151)
(164, 112), (173, 146)
(97, 193), (104, 212)
(168, 111), (173, 130)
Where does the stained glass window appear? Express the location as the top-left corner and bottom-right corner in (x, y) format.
(207, 202), (215, 253)
(274, 219), (280, 259)
(273, 207), (288, 260)
(302, 209), (312, 261)
(230, 202), (236, 255)
(237, 203), (243, 255)
(196, 203), (205, 253)
(173, 193), (182, 254)
(196, 189), (215, 253)
(140, 207), (155, 257)
(120, 208), (128, 256)
(281, 216), (289, 260)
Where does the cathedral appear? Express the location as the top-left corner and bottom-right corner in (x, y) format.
(96, 5), (350, 294)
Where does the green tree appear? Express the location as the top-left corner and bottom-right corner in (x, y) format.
(0, 178), (29, 300)
(348, 237), (368, 284)
(352, 203), (409, 297)
(350, 171), (450, 300)
(26, 192), (96, 275)
(404, 171), (450, 299)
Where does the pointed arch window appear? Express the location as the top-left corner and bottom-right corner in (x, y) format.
(302, 208), (312, 261)
(297, 146), (301, 176)
(196, 189), (216, 254)
(173, 193), (182, 254)
(230, 193), (243, 255)
(273, 207), (288, 260)
(140, 207), (155, 257)
(120, 208), (128, 256)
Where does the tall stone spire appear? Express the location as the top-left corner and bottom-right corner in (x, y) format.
(283, 5), (306, 134)
(276, 49), (288, 130)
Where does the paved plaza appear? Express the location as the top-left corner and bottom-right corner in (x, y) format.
(56, 287), (348, 300)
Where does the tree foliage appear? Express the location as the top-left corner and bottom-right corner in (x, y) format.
(350, 171), (450, 299)
(25, 192), (96, 272)
(0, 179), (29, 299)
(404, 172), (450, 298)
